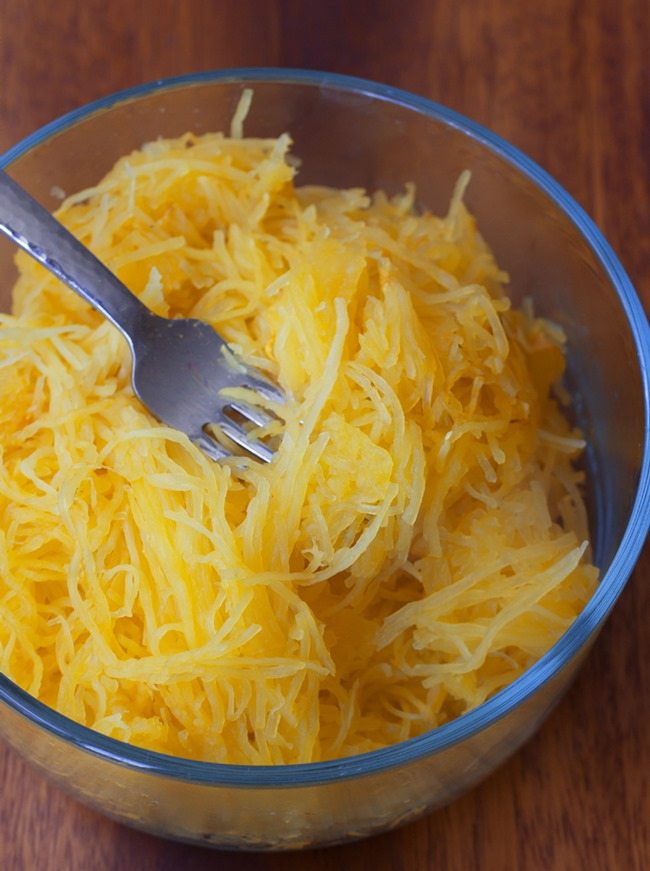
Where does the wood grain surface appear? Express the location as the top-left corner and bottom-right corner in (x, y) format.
(0, 1), (648, 868)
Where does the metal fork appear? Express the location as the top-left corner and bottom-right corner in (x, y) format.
(0, 170), (283, 463)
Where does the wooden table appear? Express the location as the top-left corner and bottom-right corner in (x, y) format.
(0, 2), (648, 868)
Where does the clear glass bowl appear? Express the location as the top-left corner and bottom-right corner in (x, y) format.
(0, 70), (648, 851)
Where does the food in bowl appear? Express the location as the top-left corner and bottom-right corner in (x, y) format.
(0, 92), (598, 766)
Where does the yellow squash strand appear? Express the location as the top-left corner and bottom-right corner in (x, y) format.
(0, 125), (597, 763)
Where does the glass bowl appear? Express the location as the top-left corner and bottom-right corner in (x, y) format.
(0, 69), (648, 851)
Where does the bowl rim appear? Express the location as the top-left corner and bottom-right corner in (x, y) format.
(1, 67), (649, 789)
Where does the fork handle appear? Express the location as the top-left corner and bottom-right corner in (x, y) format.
(0, 170), (151, 342)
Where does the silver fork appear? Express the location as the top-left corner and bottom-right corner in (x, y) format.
(0, 170), (283, 463)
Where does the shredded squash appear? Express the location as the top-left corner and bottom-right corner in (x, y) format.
(0, 101), (597, 763)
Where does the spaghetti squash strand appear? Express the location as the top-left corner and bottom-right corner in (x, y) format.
(0, 121), (597, 763)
